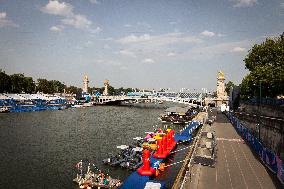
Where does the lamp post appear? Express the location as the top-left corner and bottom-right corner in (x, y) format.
(257, 81), (262, 141)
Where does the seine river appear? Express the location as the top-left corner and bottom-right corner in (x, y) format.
(0, 105), (189, 189)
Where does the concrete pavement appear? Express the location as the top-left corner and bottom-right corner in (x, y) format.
(182, 112), (282, 189)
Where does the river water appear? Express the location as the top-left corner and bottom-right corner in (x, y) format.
(0, 105), (189, 189)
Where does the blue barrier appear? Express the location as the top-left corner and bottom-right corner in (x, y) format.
(226, 113), (284, 185)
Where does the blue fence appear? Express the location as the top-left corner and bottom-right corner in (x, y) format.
(244, 98), (284, 106)
(226, 113), (284, 185)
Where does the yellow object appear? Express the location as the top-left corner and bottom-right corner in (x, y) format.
(142, 142), (157, 150)
(159, 163), (165, 171)
(166, 129), (171, 133)
(155, 169), (160, 176)
(153, 133), (165, 140)
(218, 71), (224, 78)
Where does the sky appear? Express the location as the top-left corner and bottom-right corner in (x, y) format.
(0, 0), (284, 92)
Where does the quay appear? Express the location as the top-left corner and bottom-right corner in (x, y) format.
(178, 111), (283, 189)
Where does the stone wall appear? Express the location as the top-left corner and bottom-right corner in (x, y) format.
(235, 103), (284, 160)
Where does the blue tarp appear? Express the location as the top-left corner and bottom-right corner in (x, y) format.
(174, 121), (200, 142)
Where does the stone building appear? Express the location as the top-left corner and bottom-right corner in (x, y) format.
(216, 71), (228, 106)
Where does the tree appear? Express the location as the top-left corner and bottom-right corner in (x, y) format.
(225, 81), (235, 94)
(0, 70), (11, 93)
(10, 74), (26, 93)
(241, 33), (284, 98)
(24, 77), (35, 93)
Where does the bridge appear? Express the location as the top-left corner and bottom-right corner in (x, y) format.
(97, 92), (219, 106)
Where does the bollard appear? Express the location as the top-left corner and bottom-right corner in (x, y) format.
(170, 130), (177, 150)
(153, 139), (167, 159)
(162, 136), (170, 155)
(137, 149), (155, 176)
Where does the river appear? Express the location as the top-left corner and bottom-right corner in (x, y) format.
(0, 105), (189, 189)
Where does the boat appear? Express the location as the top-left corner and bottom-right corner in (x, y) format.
(73, 163), (122, 189)
(0, 106), (9, 113)
(159, 106), (196, 124)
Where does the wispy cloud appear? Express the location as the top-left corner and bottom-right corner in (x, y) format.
(117, 34), (151, 44)
(49, 25), (64, 32)
(42, 0), (96, 31)
(0, 12), (18, 28)
(117, 32), (201, 46)
(200, 30), (215, 37)
(143, 58), (155, 64)
(167, 52), (176, 57)
(62, 14), (91, 29)
(96, 59), (121, 66)
(124, 24), (132, 27)
(231, 47), (246, 52)
(231, 0), (257, 8)
(118, 49), (136, 57)
(89, 0), (99, 4)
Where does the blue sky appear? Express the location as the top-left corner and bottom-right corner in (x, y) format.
(0, 0), (283, 91)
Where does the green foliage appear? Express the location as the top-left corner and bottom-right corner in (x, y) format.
(0, 70), (11, 93)
(65, 85), (82, 95)
(10, 74), (35, 93)
(241, 33), (284, 98)
(225, 81), (235, 94)
(37, 79), (65, 94)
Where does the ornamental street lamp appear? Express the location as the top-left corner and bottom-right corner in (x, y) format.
(253, 80), (262, 141)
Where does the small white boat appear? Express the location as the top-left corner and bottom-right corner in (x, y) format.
(83, 102), (93, 107)
(0, 106), (9, 113)
(71, 104), (84, 108)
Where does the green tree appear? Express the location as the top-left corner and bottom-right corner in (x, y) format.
(37, 79), (51, 93)
(241, 33), (284, 98)
(225, 81), (235, 94)
(51, 80), (65, 93)
(108, 85), (115, 95)
(24, 77), (35, 93)
(0, 70), (11, 93)
(10, 74), (26, 93)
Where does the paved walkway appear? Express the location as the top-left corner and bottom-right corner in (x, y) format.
(183, 112), (282, 189)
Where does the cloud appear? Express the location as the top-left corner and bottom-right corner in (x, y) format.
(231, 47), (246, 52)
(0, 12), (18, 28)
(62, 14), (92, 29)
(281, 2), (284, 8)
(42, 1), (94, 30)
(41, 0), (73, 16)
(231, 0), (257, 7)
(117, 34), (151, 44)
(124, 24), (132, 27)
(200, 30), (215, 37)
(119, 49), (136, 57)
(49, 25), (64, 32)
(89, 0), (99, 4)
(143, 58), (155, 64)
(96, 59), (121, 66)
(217, 33), (226, 37)
(103, 44), (110, 49)
(167, 52), (176, 57)
(117, 32), (201, 46)
(90, 26), (102, 34)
